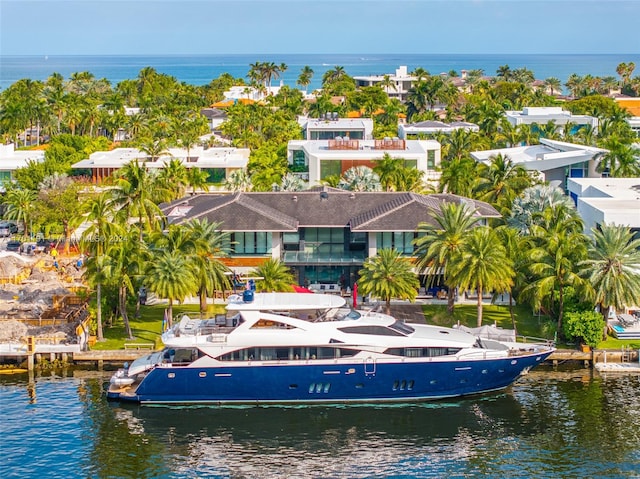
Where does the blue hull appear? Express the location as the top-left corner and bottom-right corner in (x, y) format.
(108, 351), (552, 404)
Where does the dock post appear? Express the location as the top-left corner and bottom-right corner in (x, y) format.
(27, 336), (35, 371)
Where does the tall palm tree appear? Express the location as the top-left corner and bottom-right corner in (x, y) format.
(522, 207), (589, 335)
(297, 65), (314, 93)
(508, 184), (576, 235)
(101, 230), (148, 339)
(111, 159), (163, 238)
(146, 250), (198, 329)
(449, 227), (514, 326)
(183, 219), (232, 313)
(543, 77), (562, 96)
(186, 167), (210, 194)
(251, 258), (295, 292)
(357, 248), (419, 315)
(438, 157), (478, 197)
(597, 136), (640, 177)
(413, 201), (481, 313)
(80, 192), (125, 341)
(581, 224), (640, 323)
(373, 154), (403, 191)
(157, 158), (188, 202)
(473, 153), (533, 217)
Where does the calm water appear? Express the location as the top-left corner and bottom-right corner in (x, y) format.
(2, 53), (640, 92)
(1, 367), (639, 479)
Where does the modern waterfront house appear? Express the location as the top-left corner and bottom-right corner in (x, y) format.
(72, 146), (250, 184)
(0, 143), (45, 190)
(471, 139), (608, 189)
(287, 138), (441, 186)
(504, 107), (599, 134)
(566, 178), (640, 237)
(160, 188), (500, 288)
(353, 65), (416, 102)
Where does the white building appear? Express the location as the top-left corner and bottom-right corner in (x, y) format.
(566, 178), (640, 236)
(288, 138), (441, 186)
(0, 143), (45, 188)
(72, 146), (250, 184)
(353, 66), (416, 102)
(299, 117), (374, 140)
(505, 107), (598, 133)
(399, 120), (479, 138)
(471, 139), (608, 188)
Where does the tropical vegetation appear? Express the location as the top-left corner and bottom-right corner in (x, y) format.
(1, 59), (639, 346)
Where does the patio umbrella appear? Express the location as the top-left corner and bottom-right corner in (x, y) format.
(352, 282), (358, 309)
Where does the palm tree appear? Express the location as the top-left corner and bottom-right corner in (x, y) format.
(597, 136), (640, 177)
(183, 219), (232, 313)
(357, 248), (419, 315)
(508, 184), (576, 235)
(146, 250), (198, 329)
(373, 154), (403, 191)
(543, 77), (562, 96)
(413, 201), (481, 313)
(80, 192), (124, 341)
(473, 153), (533, 217)
(157, 158), (188, 202)
(2, 188), (36, 237)
(581, 224), (640, 323)
(379, 74), (397, 95)
(438, 157), (478, 197)
(111, 159), (163, 238)
(102, 230), (148, 339)
(251, 258), (295, 292)
(186, 167), (210, 194)
(522, 207), (589, 335)
(449, 227), (514, 326)
(297, 66), (314, 93)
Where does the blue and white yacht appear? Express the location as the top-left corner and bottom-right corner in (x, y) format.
(107, 293), (554, 405)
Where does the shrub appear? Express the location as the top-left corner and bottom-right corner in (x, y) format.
(563, 310), (605, 348)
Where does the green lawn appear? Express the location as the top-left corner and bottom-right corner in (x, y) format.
(91, 303), (226, 350)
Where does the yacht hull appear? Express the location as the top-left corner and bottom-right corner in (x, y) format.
(107, 350), (552, 404)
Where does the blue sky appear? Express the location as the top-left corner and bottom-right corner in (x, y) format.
(1, 0), (639, 56)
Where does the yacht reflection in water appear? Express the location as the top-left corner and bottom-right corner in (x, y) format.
(108, 391), (533, 476)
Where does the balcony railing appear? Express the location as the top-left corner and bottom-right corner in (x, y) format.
(327, 139), (360, 150)
(283, 251), (366, 264)
(374, 138), (405, 150)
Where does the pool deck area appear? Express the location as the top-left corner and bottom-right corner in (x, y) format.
(609, 314), (640, 340)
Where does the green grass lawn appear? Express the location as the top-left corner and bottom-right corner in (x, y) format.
(91, 303), (226, 350)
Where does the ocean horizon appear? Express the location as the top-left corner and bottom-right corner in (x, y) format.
(2, 53), (640, 92)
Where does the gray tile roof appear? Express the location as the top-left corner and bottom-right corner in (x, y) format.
(160, 191), (500, 232)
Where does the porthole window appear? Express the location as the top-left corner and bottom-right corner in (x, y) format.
(199, 372), (207, 378)
(168, 373), (175, 379)
(392, 380), (399, 391)
(407, 380), (414, 390)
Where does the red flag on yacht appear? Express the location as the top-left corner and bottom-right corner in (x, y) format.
(353, 282), (358, 309)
